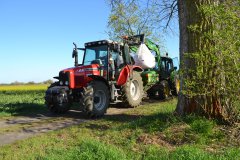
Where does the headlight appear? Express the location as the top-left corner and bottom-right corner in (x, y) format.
(59, 81), (63, 85)
(65, 81), (69, 85)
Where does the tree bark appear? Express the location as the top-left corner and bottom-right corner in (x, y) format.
(175, 0), (188, 115)
(176, 0), (224, 119)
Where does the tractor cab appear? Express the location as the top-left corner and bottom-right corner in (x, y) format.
(79, 40), (128, 80)
(83, 43), (108, 67)
(160, 56), (175, 80)
(67, 40), (117, 84)
(82, 40), (110, 80)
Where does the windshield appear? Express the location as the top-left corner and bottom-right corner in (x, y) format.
(161, 58), (173, 73)
(77, 49), (85, 65)
(83, 45), (108, 67)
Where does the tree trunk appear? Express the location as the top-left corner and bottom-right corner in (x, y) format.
(175, 0), (188, 115)
(176, 0), (224, 119)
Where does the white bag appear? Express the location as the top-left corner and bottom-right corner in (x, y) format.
(132, 44), (156, 69)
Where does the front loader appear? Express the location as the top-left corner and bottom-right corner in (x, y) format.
(125, 34), (180, 99)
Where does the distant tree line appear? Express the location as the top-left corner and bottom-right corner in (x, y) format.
(0, 79), (54, 85)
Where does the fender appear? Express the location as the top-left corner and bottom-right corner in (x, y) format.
(88, 75), (109, 87)
(132, 65), (143, 72)
(117, 65), (143, 86)
(117, 66), (130, 86)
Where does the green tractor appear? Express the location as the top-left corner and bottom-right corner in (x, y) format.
(125, 34), (180, 100)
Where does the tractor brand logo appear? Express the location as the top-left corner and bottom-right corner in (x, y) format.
(76, 69), (85, 73)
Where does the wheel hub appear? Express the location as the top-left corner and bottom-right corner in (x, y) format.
(94, 90), (106, 111)
(130, 80), (140, 101)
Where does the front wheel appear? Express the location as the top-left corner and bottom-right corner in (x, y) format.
(45, 88), (71, 114)
(81, 81), (110, 118)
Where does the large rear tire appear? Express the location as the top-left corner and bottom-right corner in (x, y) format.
(121, 71), (143, 107)
(147, 85), (158, 99)
(159, 80), (170, 100)
(81, 81), (109, 118)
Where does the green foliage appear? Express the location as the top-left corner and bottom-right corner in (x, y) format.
(181, 1), (240, 121)
(184, 116), (224, 144)
(188, 117), (214, 134)
(162, 115), (225, 145)
(107, 0), (164, 45)
(0, 90), (47, 117)
(43, 138), (128, 160)
(123, 112), (178, 133)
(169, 146), (212, 160)
(170, 146), (240, 160)
(142, 146), (168, 160)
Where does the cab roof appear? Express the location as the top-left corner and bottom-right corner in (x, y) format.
(85, 40), (120, 47)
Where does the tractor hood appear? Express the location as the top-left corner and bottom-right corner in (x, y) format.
(57, 64), (103, 88)
(61, 64), (100, 75)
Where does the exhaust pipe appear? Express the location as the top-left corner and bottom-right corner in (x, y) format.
(72, 42), (78, 67)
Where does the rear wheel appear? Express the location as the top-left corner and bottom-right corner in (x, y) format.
(121, 71), (143, 107)
(159, 80), (170, 100)
(81, 81), (109, 118)
(147, 85), (158, 99)
(147, 90), (156, 99)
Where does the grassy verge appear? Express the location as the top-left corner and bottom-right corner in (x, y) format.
(0, 99), (239, 160)
(0, 89), (47, 117)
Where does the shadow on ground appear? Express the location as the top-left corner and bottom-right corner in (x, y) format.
(1, 102), (89, 120)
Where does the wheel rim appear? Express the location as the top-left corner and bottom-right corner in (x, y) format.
(56, 92), (68, 109)
(94, 90), (106, 111)
(130, 80), (140, 101)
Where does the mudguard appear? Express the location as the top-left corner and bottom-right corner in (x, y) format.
(117, 65), (143, 86)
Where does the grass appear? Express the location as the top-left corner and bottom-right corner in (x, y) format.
(0, 84), (48, 117)
(0, 85), (239, 159)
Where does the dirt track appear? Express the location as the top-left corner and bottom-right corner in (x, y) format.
(0, 107), (131, 146)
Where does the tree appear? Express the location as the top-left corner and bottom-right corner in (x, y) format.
(107, 0), (240, 122)
(43, 79), (54, 84)
(107, 0), (168, 44)
(176, 0), (240, 123)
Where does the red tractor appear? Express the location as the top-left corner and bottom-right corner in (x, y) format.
(45, 38), (145, 117)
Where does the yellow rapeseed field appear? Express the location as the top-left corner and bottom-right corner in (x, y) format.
(0, 84), (49, 91)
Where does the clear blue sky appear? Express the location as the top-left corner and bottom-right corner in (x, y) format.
(0, 0), (179, 84)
